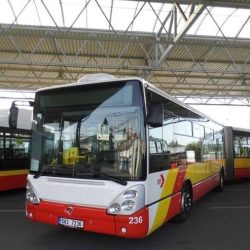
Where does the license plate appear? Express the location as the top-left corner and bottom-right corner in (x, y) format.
(58, 217), (84, 229)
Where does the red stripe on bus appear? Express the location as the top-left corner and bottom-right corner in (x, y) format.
(234, 168), (250, 178)
(166, 166), (187, 221)
(192, 174), (220, 201)
(0, 174), (27, 191)
(172, 166), (187, 194)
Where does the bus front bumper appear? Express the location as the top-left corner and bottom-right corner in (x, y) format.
(26, 200), (149, 238)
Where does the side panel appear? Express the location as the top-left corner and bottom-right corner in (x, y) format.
(184, 160), (221, 201)
(147, 166), (186, 234)
(145, 82), (223, 235)
(147, 162), (221, 234)
(192, 174), (220, 201)
(224, 127), (234, 180)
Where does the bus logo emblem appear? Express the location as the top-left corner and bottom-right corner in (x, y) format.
(157, 174), (165, 188)
(65, 206), (74, 215)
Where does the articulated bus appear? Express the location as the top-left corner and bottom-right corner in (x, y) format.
(224, 126), (250, 180)
(26, 74), (224, 238)
(0, 101), (32, 191)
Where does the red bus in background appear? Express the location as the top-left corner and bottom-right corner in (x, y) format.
(0, 101), (32, 191)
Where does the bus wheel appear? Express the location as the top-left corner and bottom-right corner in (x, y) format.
(174, 183), (192, 223)
(216, 171), (224, 192)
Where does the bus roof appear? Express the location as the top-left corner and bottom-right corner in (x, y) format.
(36, 73), (144, 93)
(231, 126), (250, 133)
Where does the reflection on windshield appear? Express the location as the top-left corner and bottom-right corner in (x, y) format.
(31, 82), (146, 181)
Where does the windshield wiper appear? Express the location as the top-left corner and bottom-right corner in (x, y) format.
(33, 165), (56, 179)
(93, 172), (127, 186)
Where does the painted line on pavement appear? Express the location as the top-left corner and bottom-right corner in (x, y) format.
(209, 206), (250, 209)
(0, 209), (25, 212)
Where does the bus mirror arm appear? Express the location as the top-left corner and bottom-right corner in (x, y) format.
(146, 102), (163, 128)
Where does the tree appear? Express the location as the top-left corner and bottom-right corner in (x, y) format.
(186, 141), (202, 162)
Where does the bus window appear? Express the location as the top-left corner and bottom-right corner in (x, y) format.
(147, 88), (207, 170)
(156, 141), (163, 153)
(193, 123), (205, 139)
(234, 135), (250, 158)
(202, 131), (223, 161)
(30, 80), (146, 180)
(149, 140), (157, 154)
(149, 137), (171, 173)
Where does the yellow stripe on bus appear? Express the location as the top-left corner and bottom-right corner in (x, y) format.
(234, 158), (250, 169)
(0, 169), (29, 177)
(150, 169), (179, 233)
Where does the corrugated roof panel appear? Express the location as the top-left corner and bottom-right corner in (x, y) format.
(0, 24), (249, 100)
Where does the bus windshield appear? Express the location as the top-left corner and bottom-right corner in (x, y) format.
(30, 80), (146, 181)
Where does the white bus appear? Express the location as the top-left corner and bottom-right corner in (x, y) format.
(26, 74), (224, 238)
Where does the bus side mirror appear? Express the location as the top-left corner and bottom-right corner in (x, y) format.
(9, 106), (18, 129)
(146, 103), (163, 128)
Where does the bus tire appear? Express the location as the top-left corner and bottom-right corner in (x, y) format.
(174, 182), (192, 223)
(216, 170), (224, 192)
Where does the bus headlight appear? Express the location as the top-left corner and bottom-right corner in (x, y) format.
(26, 181), (40, 204)
(121, 200), (135, 211)
(107, 185), (144, 215)
(108, 203), (121, 213)
(123, 190), (137, 199)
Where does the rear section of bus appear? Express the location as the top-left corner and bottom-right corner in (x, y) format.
(224, 127), (250, 180)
